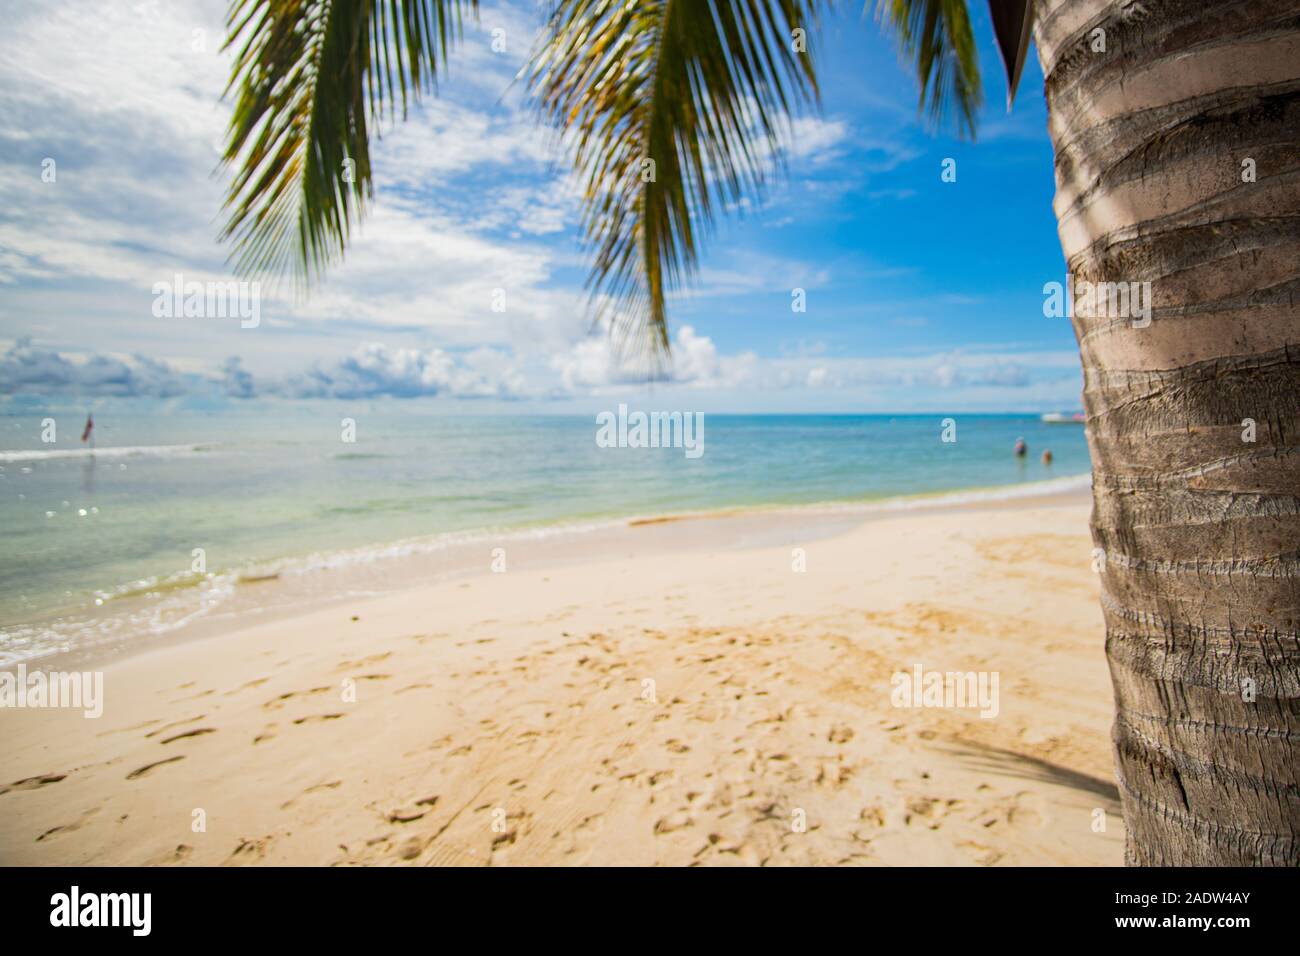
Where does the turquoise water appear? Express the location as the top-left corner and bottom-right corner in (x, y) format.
(0, 407), (1089, 662)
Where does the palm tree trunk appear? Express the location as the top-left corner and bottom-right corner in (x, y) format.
(1034, 0), (1300, 864)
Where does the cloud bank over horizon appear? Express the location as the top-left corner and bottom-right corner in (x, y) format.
(1, 333), (1080, 413)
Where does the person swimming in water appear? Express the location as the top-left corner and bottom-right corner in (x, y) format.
(1042, 449), (1052, 465)
(1014, 437), (1027, 458)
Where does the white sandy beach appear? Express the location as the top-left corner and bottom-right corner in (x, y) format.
(0, 495), (1123, 866)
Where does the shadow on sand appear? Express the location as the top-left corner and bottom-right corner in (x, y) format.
(941, 739), (1122, 814)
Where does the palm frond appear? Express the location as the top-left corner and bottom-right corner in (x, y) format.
(529, 0), (824, 362)
(876, 0), (983, 137)
(219, 0), (477, 286)
(987, 0), (1033, 107)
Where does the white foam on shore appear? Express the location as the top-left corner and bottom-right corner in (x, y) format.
(779, 471), (1092, 516)
(0, 443), (218, 463)
(233, 471), (1089, 581)
(274, 519), (633, 577)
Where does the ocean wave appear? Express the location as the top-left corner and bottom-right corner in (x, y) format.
(0, 443), (219, 463)
(603, 472), (1093, 525)
(0, 575), (237, 667)
(780, 472), (1093, 516)
(271, 519), (632, 577)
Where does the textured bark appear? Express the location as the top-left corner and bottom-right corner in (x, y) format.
(1034, 0), (1300, 864)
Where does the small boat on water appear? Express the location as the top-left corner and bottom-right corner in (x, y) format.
(1041, 412), (1086, 424)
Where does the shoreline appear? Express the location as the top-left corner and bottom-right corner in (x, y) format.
(0, 491), (1121, 866)
(4, 474), (1091, 672)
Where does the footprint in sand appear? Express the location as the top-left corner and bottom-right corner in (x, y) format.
(224, 836), (273, 865)
(292, 713), (346, 725)
(253, 724), (278, 744)
(263, 687), (332, 711)
(828, 723), (855, 743)
(0, 773), (66, 796)
(126, 756), (185, 780)
(176, 688), (215, 702)
(281, 780), (342, 810)
(1005, 791), (1046, 828)
(903, 796), (954, 830)
(159, 728), (216, 745)
(958, 839), (1004, 866)
(144, 715), (206, 739)
(36, 807), (99, 842)
(335, 652), (391, 671)
(147, 844), (193, 865)
(97, 719), (160, 738)
(654, 810), (693, 834)
(386, 795), (438, 824)
(224, 677), (269, 697)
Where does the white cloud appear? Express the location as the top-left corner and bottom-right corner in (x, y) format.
(0, 337), (196, 397)
(0, 337), (532, 401)
(370, 100), (554, 189)
(786, 116), (850, 163)
(550, 325), (759, 394)
(284, 341), (528, 400)
(0, 0), (585, 365)
(1, 335), (1079, 406)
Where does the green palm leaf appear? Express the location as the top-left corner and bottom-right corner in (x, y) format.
(219, 0), (477, 286)
(529, 0), (825, 362)
(875, 0), (983, 136)
(218, 0), (1013, 362)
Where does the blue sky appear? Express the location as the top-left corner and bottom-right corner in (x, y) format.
(0, 0), (1082, 413)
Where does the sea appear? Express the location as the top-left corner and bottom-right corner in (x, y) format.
(0, 407), (1090, 665)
